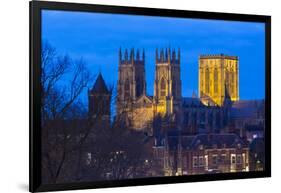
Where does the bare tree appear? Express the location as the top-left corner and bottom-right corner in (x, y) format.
(79, 87), (156, 181)
(41, 42), (160, 184)
(41, 41), (92, 183)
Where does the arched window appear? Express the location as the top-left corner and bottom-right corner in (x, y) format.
(225, 71), (229, 84)
(231, 71), (235, 94)
(172, 80), (177, 97)
(214, 68), (218, 94)
(205, 69), (209, 94)
(124, 79), (130, 100)
(160, 77), (166, 97)
(136, 77), (141, 97)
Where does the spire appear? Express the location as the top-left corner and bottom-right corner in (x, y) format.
(156, 48), (159, 63)
(160, 49), (164, 62)
(142, 48), (145, 62)
(178, 48), (180, 63)
(192, 90), (197, 98)
(91, 73), (109, 94)
(119, 47), (122, 63)
(124, 49), (128, 61)
(168, 47), (171, 63)
(172, 49), (176, 62)
(130, 48), (134, 62)
(165, 48), (168, 62)
(136, 49), (140, 60)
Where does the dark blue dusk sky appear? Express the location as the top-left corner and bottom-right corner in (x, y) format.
(42, 10), (265, 100)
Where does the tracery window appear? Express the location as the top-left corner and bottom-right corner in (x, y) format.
(124, 79), (130, 99)
(214, 68), (218, 94)
(205, 69), (210, 94)
(160, 77), (166, 97)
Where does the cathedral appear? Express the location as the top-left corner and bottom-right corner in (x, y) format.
(87, 48), (265, 175)
(115, 48), (236, 134)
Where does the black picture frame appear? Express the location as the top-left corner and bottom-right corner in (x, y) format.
(29, 1), (271, 192)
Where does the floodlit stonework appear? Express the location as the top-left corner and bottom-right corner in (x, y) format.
(117, 48), (182, 131)
(199, 54), (239, 106)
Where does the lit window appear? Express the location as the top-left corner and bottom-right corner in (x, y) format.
(86, 152), (92, 165)
(231, 154), (236, 164)
(205, 155), (208, 169)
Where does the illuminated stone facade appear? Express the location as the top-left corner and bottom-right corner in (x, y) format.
(117, 48), (182, 131)
(154, 48), (182, 115)
(199, 54), (239, 106)
(89, 49), (264, 175)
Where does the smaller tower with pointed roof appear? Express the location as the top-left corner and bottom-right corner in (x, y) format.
(88, 73), (111, 125)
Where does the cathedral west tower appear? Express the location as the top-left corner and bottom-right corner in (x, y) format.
(154, 48), (182, 115)
(117, 48), (146, 113)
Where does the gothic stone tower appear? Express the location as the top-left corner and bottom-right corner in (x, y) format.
(199, 54), (239, 106)
(154, 48), (182, 115)
(88, 73), (111, 126)
(117, 48), (146, 113)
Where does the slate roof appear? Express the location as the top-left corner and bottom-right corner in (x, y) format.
(230, 100), (264, 119)
(90, 73), (110, 94)
(182, 97), (204, 107)
(166, 133), (247, 151)
(245, 124), (264, 132)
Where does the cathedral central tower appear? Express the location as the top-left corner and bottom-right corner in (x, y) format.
(199, 54), (239, 106)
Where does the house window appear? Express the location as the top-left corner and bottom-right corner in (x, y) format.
(231, 154), (236, 164)
(169, 157), (174, 167)
(220, 154), (226, 164)
(237, 154), (242, 164)
(86, 152), (92, 165)
(205, 155), (209, 169)
(212, 154), (218, 165)
(193, 156), (198, 168)
(199, 156), (204, 166)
